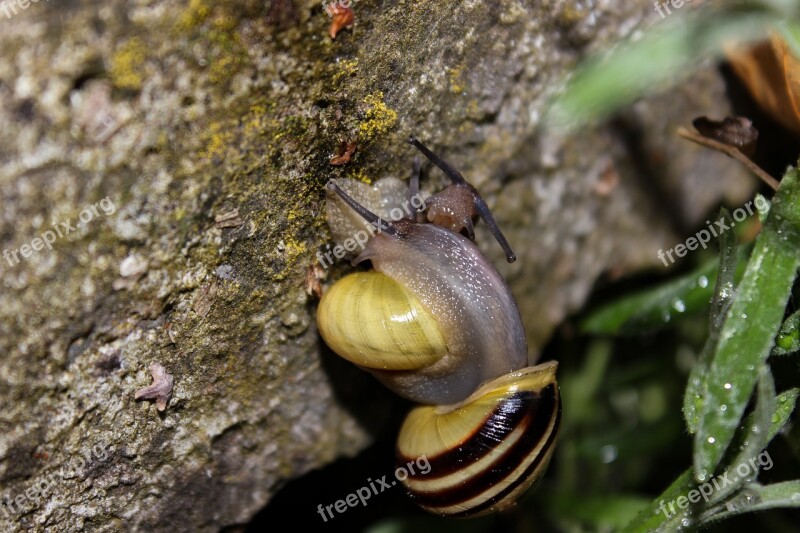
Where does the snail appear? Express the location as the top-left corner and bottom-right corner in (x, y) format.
(316, 137), (561, 517)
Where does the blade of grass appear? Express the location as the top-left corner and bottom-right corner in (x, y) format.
(546, 12), (773, 131)
(684, 210), (740, 434)
(581, 249), (747, 336)
(699, 481), (800, 525)
(698, 367), (775, 507)
(694, 168), (800, 480)
(622, 388), (798, 533)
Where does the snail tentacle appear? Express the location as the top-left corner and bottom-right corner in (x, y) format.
(407, 137), (516, 263)
(326, 179), (400, 237)
(409, 157), (422, 215)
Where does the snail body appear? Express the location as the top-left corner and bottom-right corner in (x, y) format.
(317, 138), (560, 517)
(317, 217), (527, 405)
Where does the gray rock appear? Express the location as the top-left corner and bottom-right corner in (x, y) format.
(0, 0), (751, 531)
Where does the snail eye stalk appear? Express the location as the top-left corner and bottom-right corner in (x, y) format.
(409, 157), (422, 213)
(407, 137), (516, 263)
(326, 180), (400, 237)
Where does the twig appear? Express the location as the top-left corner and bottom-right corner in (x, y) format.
(677, 127), (780, 191)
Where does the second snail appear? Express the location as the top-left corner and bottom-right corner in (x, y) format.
(316, 137), (561, 517)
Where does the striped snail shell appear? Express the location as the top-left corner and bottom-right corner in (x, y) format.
(396, 362), (560, 517)
(316, 137), (561, 517)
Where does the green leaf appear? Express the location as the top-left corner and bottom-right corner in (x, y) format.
(622, 388), (798, 533)
(700, 481), (800, 524)
(709, 210), (740, 333)
(694, 167), (800, 480)
(772, 309), (800, 356)
(546, 12), (773, 131)
(620, 469), (695, 533)
(755, 193), (772, 224)
(684, 210), (741, 434)
(581, 249), (747, 336)
(697, 367), (775, 506)
(770, 388), (800, 433)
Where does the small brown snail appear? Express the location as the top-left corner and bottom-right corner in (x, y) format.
(316, 138), (561, 517)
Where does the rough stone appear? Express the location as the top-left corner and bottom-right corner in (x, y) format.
(0, 1), (752, 531)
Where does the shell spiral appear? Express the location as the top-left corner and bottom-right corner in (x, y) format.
(395, 362), (561, 517)
(316, 271), (447, 370)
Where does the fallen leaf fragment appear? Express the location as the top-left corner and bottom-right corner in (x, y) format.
(305, 263), (326, 298)
(134, 363), (174, 412)
(328, 5), (354, 39)
(692, 116), (758, 157)
(726, 33), (800, 133)
(215, 208), (243, 228)
(329, 140), (357, 165)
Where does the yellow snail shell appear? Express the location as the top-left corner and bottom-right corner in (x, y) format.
(316, 271), (446, 370)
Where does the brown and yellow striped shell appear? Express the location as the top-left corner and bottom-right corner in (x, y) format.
(396, 362), (560, 517)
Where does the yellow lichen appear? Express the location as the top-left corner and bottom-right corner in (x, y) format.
(448, 66), (465, 94)
(332, 58), (359, 84)
(110, 38), (148, 91)
(212, 12), (237, 33)
(273, 238), (309, 281)
(560, 5), (586, 25)
(242, 102), (279, 139)
(284, 239), (307, 259)
(200, 122), (235, 160)
(175, 0), (210, 32)
(358, 91), (397, 142)
(175, 1), (247, 86)
(156, 131), (170, 150)
(347, 167), (372, 185)
(205, 10), (248, 86)
(210, 54), (243, 85)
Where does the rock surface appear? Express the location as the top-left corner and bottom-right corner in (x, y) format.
(0, 0), (752, 531)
